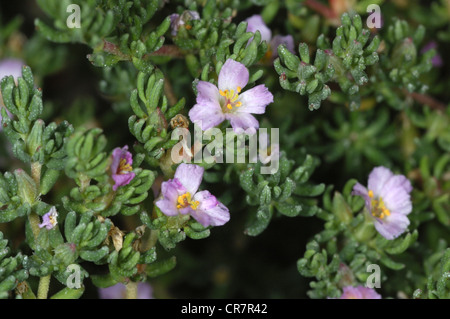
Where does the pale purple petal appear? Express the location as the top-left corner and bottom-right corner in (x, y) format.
(196, 81), (220, 103)
(421, 41), (443, 67)
(156, 198), (178, 216)
(374, 212), (410, 240)
(191, 191), (230, 227)
(111, 145), (135, 191)
(98, 282), (153, 299)
(218, 59), (249, 92)
(352, 182), (371, 209)
(379, 175), (413, 215)
(110, 147), (123, 174)
(188, 100), (225, 131)
(339, 286), (381, 299)
(0, 58), (24, 82)
(174, 163), (204, 195)
(193, 190), (219, 209)
(237, 84), (273, 114)
(169, 14), (180, 36)
(0, 59), (24, 130)
(112, 172), (136, 191)
(270, 35), (295, 59)
(169, 11), (200, 36)
(156, 179), (186, 216)
(245, 15), (272, 43)
(38, 207), (58, 230)
(367, 166), (393, 196)
(111, 146), (133, 173)
(136, 282), (154, 299)
(385, 174), (413, 194)
(225, 112), (259, 134)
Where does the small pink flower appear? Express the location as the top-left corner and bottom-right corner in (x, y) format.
(110, 145), (136, 191)
(169, 11), (200, 36)
(188, 59), (273, 134)
(421, 41), (443, 67)
(38, 207), (58, 230)
(339, 285), (381, 299)
(245, 15), (295, 60)
(352, 166), (413, 240)
(155, 163), (230, 227)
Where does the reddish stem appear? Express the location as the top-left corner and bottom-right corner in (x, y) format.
(405, 90), (446, 111)
(304, 0), (337, 20)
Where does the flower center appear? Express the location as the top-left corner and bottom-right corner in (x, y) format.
(176, 192), (200, 210)
(118, 158), (132, 174)
(368, 190), (391, 219)
(219, 87), (242, 111)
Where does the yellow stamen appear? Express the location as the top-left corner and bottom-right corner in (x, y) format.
(176, 192), (200, 210)
(119, 158), (132, 174)
(368, 190), (391, 219)
(221, 87), (242, 110)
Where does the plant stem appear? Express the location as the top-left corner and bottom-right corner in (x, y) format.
(404, 90), (446, 111)
(304, 0), (337, 20)
(125, 281), (138, 299)
(30, 162), (52, 299)
(37, 275), (51, 299)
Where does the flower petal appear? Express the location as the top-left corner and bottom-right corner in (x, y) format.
(0, 58), (24, 82)
(237, 84), (274, 114)
(156, 198), (178, 216)
(385, 174), (413, 194)
(374, 212), (410, 240)
(191, 191), (230, 227)
(188, 100), (224, 131)
(352, 182), (371, 210)
(340, 286), (381, 299)
(378, 175), (412, 215)
(156, 179), (185, 216)
(225, 112), (259, 134)
(368, 166), (393, 196)
(270, 35), (295, 58)
(218, 59), (249, 92)
(112, 172), (136, 191)
(196, 81), (220, 103)
(174, 163), (204, 195)
(111, 146), (132, 175)
(245, 15), (272, 43)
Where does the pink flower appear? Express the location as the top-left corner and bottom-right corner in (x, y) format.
(339, 286), (381, 299)
(421, 41), (443, 67)
(188, 59), (273, 134)
(169, 11), (200, 36)
(155, 163), (230, 227)
(38, 207), (58, 230)
(245, 15), (295, 60)
(352, 166), (413, 240)
(110, 145), (136, 191)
